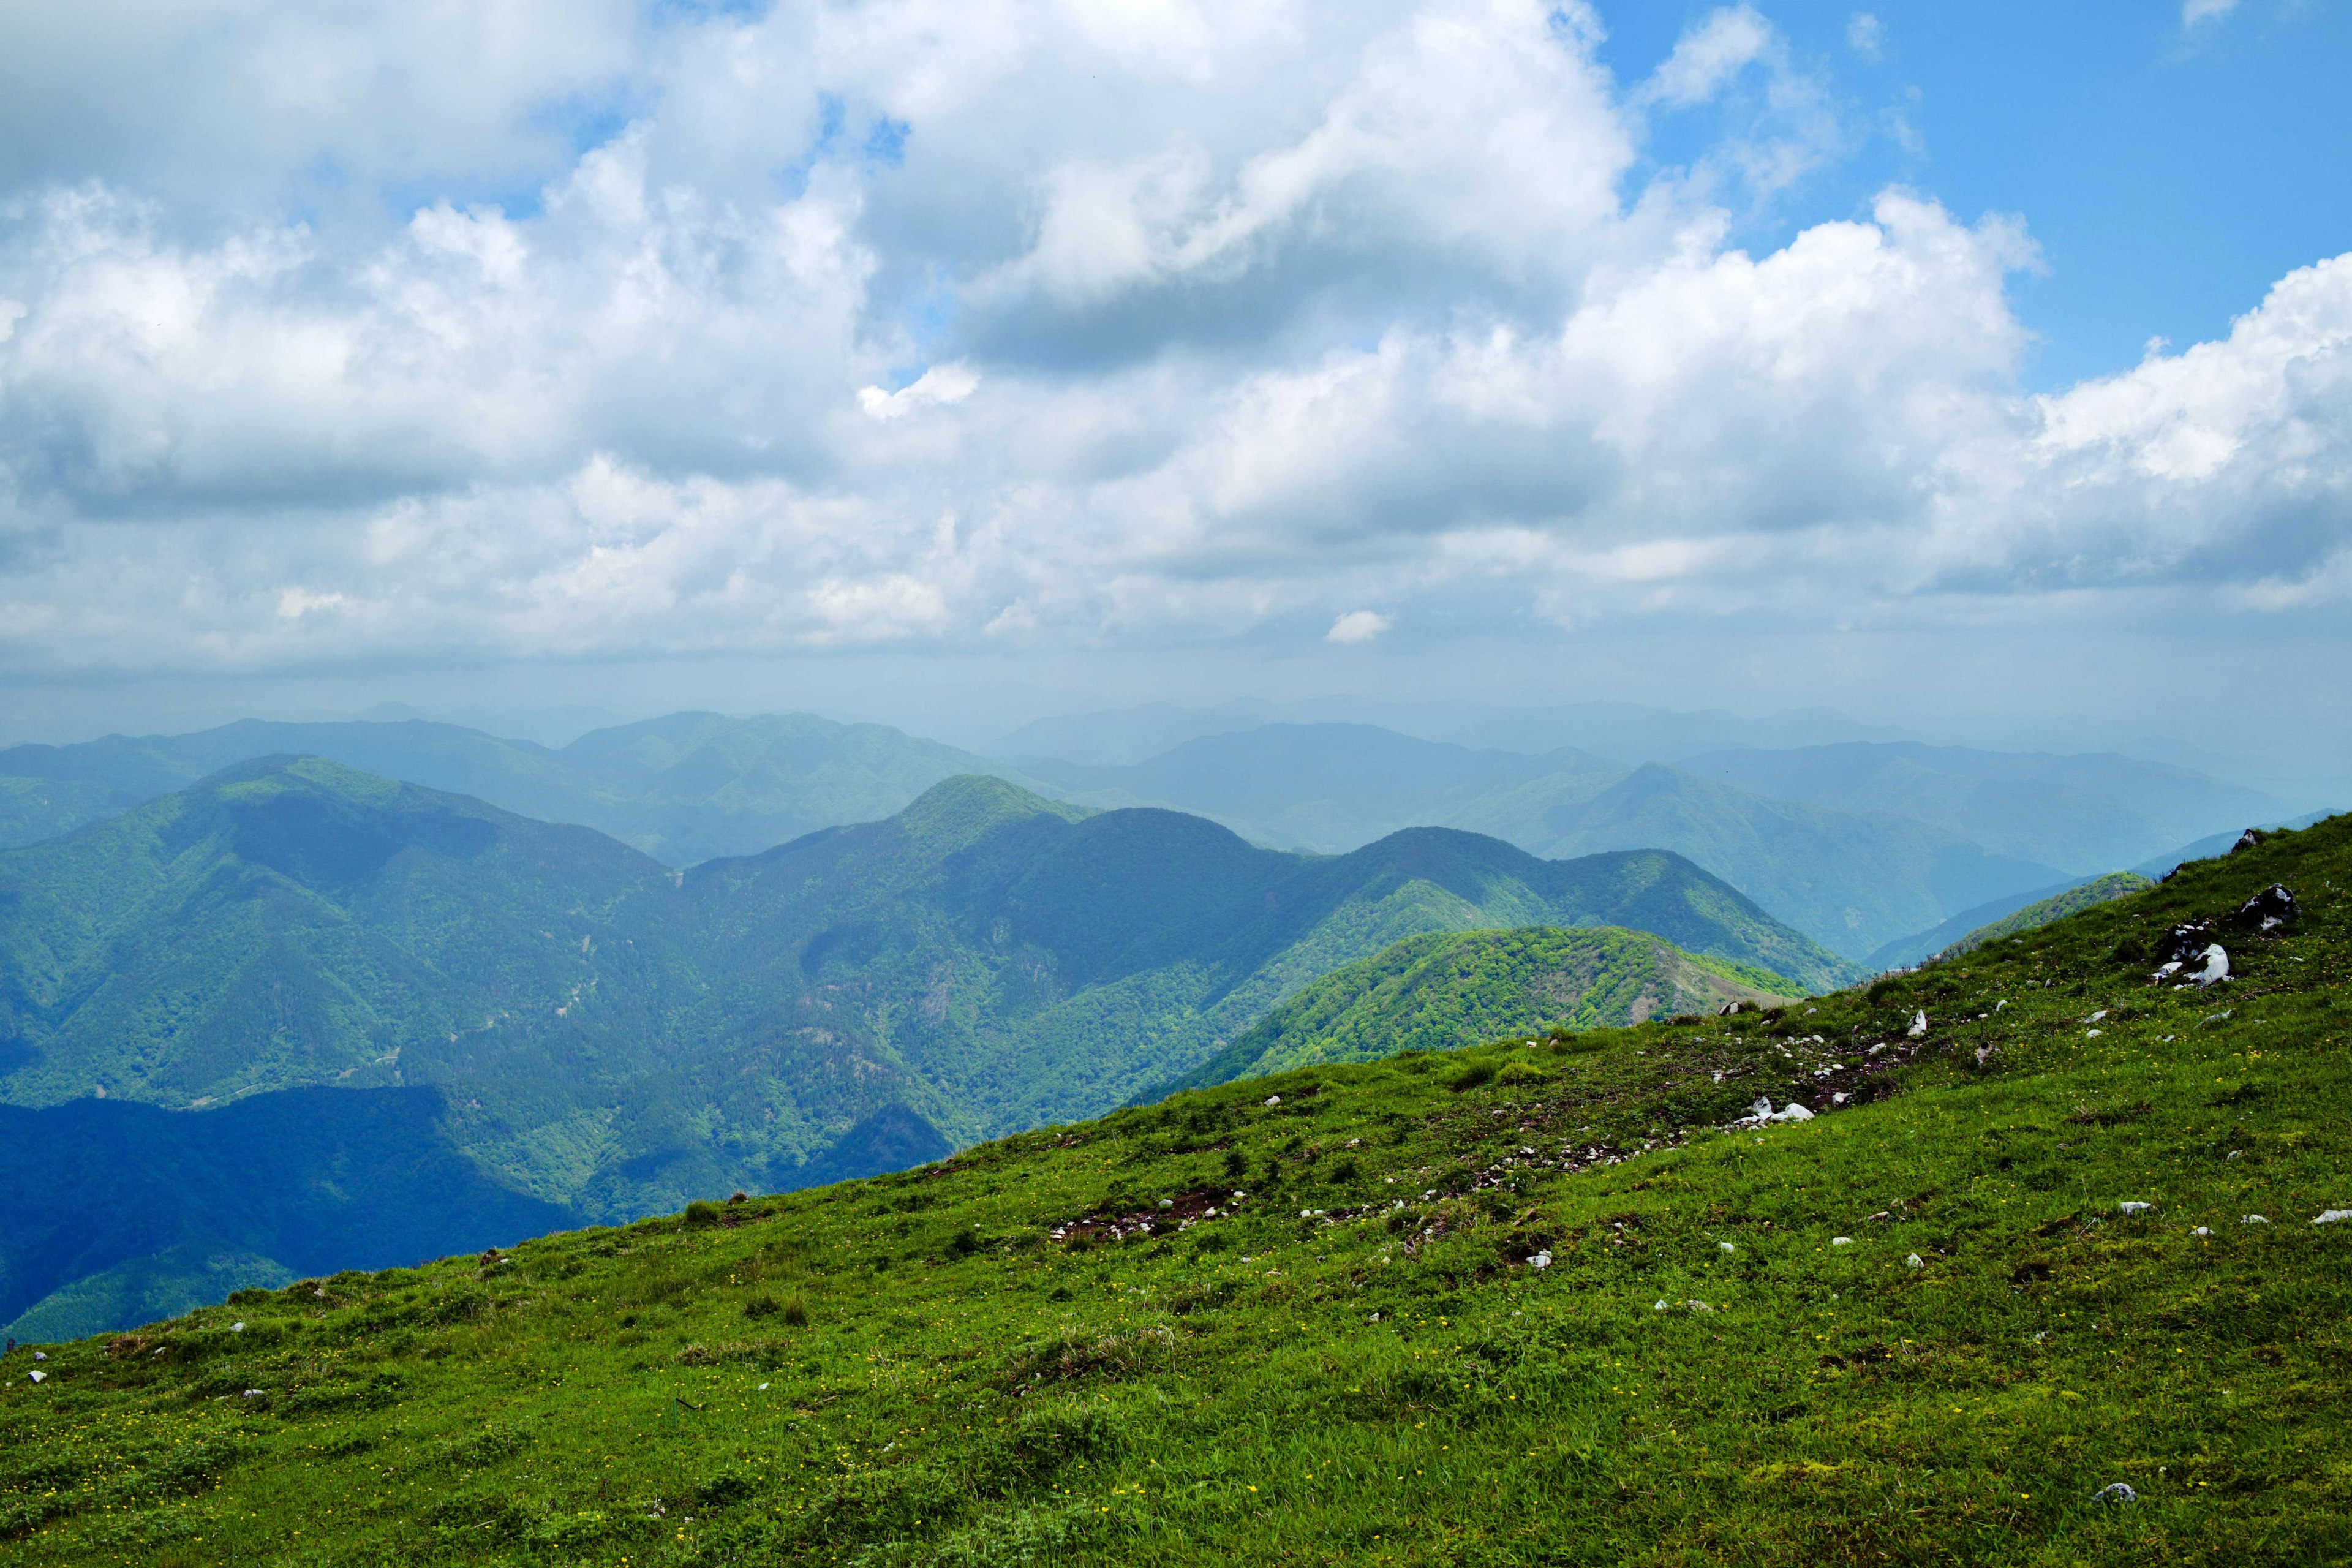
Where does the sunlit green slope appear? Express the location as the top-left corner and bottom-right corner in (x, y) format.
(1, 815), (2345, 1564)
(1168, 924), (1794, 1090)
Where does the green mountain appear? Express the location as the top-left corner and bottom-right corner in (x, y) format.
(1172, 924), (1792, 1088)
(0, 712), (1049, 865)
(4, 808), (2346, 1564)
(0, 761), (1855, 1324)
(1016, 726), (2071, 961)
(1934, 870), (2154, 960)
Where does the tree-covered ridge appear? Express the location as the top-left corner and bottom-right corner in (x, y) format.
(1937, 870), (2155, 960)
(0, 812), (2343, 1564)
(1174, 924), (1793, 1088)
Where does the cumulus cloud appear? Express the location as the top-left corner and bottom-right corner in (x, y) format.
(0, 0), (2344, 682)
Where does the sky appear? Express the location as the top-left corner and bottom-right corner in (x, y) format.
(0, 0), (2346, 795)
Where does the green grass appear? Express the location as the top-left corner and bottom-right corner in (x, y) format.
(3, 819), (2350, 1565)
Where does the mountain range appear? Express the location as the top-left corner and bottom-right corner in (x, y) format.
(1, 709), (2297, 967)
(0, 756), (1850, 1334)
(1017, 722), (2282, 960)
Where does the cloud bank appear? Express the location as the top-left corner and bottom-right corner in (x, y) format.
(0, 0), (2346, 680)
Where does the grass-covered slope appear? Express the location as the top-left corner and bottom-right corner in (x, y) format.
(4, 815), (2346, 1564)
(1170, 925), (1793, 1090)
(1937, 872), (2155, 961)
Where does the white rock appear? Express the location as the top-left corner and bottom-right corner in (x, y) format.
(31, 1352), (43, 1362)
(2192, 1227), (2211, 1238)
(1905, 1254), (1924, 1269)
(2095, 1482), (2138, 1504)
(1907, 1011), (1928, 1038)
(2087, 1010), (2108, 1023)
(2242, 1214), (2269, 1224)
(1686, 1300), (1714, 1312)
(1263, 1095), (1281, 1107)
(1719, 1241), (1735, 1253)
(1653, 1300), (1668, 1311)
(1528, 1250), (1552, 1270)
(26, 1371), (43, 1384)
(1831, 1237), (1853, 1246)
(2086, 1030), (2103, 1038)
(230, 1322), (245, 1332)
(1769, 1102), (1814, 1123)
(2118, 1201), (2154, 1215)
(2315, 1210), (2352, 1225)
(1831, 1092), (1850, 1104)
(758, 1383), (770, 1391)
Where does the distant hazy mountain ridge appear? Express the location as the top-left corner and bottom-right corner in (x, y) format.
(0, 711), (1049, 865)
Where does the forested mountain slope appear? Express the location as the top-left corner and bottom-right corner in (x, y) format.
(4, 810), (2345, 1564)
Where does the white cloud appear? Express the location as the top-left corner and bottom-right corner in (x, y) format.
(2182, 0), (2241, 28)
(1846, 12), (1885, 60)
(859, 363), (979, 421)
(0, 0), (2343, 687)
(1639, 6), (1773, 108)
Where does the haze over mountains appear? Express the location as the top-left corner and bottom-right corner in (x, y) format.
(0, 711), (1043, 867)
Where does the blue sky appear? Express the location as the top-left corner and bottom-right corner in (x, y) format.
(0, 0), (2344, 793)
(1605, 1), (2352, 386)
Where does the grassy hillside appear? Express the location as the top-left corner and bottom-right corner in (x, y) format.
(0, 713), (1049, 865)
(1936, 872), (2155, 961)
(1170, 925), (1792, 1090)
(2, 814), (2344, 1564)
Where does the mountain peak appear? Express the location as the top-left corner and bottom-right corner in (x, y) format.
(894, 773), (1086, 844)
